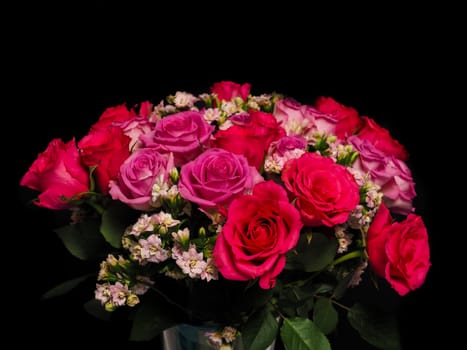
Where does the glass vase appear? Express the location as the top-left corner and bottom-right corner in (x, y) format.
(162, 323), (277, 350)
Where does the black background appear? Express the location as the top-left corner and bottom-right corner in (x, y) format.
(9, 4), (454, 349)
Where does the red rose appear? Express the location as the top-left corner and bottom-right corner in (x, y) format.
(282, 153), (360, 227)
(367, 204), (431, 296)
(91, 104), (137, 131)
(20, 138), (89, 209)
(213, 110), (285, 169)
(78, 125), (130, 194)
(211, 81), (251, 101)
(315, 96), (362, 138)
(213, 181), (302, 289)
(357, 116), (408, 160)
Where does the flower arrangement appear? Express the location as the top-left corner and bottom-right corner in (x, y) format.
(21, 81), (431, 349)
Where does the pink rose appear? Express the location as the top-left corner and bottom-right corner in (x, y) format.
(78, 125), (131, 195)
(113, 116), (153, 150)
(357, 116), (408, 160)
(20, 138), (89, 210)
(179, 148), (263, 210)
(282, 153), (360, 227)
(91, 104), (137, 131)
(348, 135), (399, 185)
(273, 98), (314, 137)
(380, 158), (416, 215)
(213, 110), (285, 169)
(348, 136), (416, 215)
(109, 149), (174, 211)
(314, 96), (362, 138)
(367, 204), (431, 296)
(213, 181), (302, 289)
(211, 81), (251, 101)
(270, 135), (308, 156)
(140, 111), (214, 166)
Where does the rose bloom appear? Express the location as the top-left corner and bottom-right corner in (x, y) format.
(213, 181), (303, 289)
(380, 157), (416, 215)
(367, 204), (430, 296)
(211, 81), (251, 101)
(113, 116), (153, 151)
(91, 103), (137, 131)
(20, 138), (89, 210)
(314, 96), (362, 139)
(357, 116), (408, 160)
(179, 148), (263, 210)
(109, 149), (174, 211)
(140, 111), (214, 166)
(273, 98), (314, 137)
(213, 110), (285, 170)
(282, 153), (360, 227)
(78, 125), (131, 195)
(349, 135), (416, 214)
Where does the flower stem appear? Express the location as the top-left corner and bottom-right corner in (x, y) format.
(330, 299), (351, 312)
(330, 250), (362, 266)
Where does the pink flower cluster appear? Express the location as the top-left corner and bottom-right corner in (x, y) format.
(21, 80), (430, 314)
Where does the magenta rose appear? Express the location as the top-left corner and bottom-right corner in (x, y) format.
(213, 181), (302, 289)
(213, 110), (285, 170)
(78, 125), (131, 195)
(140, 111), (214, 166)
(20, 138), (89, 210)
(91, 103), (137, 131)
(367, 204), (431, 296)
(211, 81), (251, 101)
(282, 153), (360, 227)
(357, 116), (408, 160)
(314, 96), (362, 138)
(179, 148), (263, 210)
(109, 149), (174, 211)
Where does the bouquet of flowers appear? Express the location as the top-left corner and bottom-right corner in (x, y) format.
(21, 81), (431, 350)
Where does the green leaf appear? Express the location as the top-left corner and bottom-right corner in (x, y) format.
(295, 232), (338, 272)
(100, 200), (137, 248)
(42, 274), (93, 299)
(280, 317), (331, 350)
(241, 307), (278, 350)
(347, 303), (401, 350)
(129, 294), (180, 341)
(83, 299), (112, 321)
(54, 218), (108, 260)
(313, 298), (338, 335)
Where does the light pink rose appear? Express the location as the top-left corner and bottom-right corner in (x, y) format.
(113, 116), (153, 150)
(140, 111), (215, 166)
(20, 138), (89, 210)
(367, 204), (431, 296)
(213, 181), (302, 289)
(109, 149), (174, 211)
(273, 98), (314, 137)
(282, 152), (360, 227)
(179, 148), (263, 209)
(348, 135), (415, 215)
